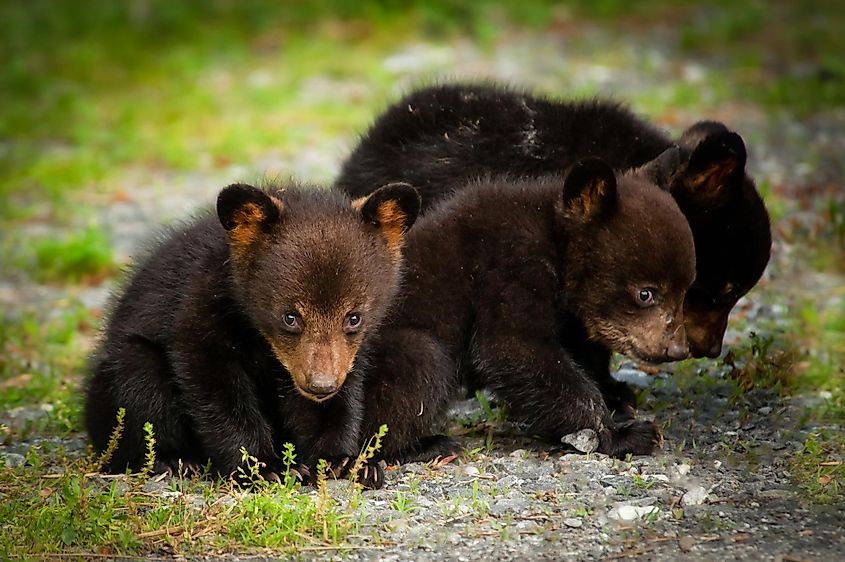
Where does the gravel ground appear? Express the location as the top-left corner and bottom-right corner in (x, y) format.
(2, 25), (844, 560)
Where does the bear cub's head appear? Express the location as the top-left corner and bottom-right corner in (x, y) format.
(667, 122), (771, 358)
(559, 148), (696, 363)
(217, 182), (421, 402)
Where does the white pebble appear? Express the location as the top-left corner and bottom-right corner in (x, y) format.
(682, 486), (709, 506)
(608, 505), (659, 521)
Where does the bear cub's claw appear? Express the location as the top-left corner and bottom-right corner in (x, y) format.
(325, 456), (385, 490)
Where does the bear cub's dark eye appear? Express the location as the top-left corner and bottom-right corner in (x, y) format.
(282, 312), (302, 333)
(343, 312), (362, 334)
(636, 289), (656, 307)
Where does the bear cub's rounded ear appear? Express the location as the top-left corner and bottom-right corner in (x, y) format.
(634, 146), (681, 189)
(560, 158), (618, 221)
(217, 183), (282, 233)
(358, 182), (422, 252)
(678, 122), (747, 203)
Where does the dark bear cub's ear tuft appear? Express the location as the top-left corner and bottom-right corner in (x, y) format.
(634, 146), (681, 189)
(358, 182), (421, 253)
(217, 183), (283, 244)
(678, 120), (730, 151)
(679, 129), (747, 204)
(560, 158), (617, 221)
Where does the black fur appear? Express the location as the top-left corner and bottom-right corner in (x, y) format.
(359, 163), (695, 461)
(85, 181), (419, 487)
(336, 83), (771, 360)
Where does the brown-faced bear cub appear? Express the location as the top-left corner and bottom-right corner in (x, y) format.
(85, 181), (420, 488)
(358, 156), (696, 462)
(336, 83), (772, 361)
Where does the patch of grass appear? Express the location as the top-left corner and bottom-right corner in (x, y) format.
(0, 419), (385, 557)
(723, 331), (799, 394)
(797, 298), (845, 394)
(0, 453), (357, 557)
(10, 224), (116, 284)
(788, 430), (845, 505)
(0, 303), (95, 435)
(475, 390), (508, 424)
(391, 490), (419, 516)
(810, 194), (845, 272)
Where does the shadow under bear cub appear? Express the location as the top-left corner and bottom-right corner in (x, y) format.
(359, 158), (696, 462)
(336, 83), (771, 360)
(85, 182), (420, 488)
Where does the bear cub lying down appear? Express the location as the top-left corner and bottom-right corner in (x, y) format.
(356, 155), (696, 463)
(85, 181), (420, 487)
(337, 83), (771, 361)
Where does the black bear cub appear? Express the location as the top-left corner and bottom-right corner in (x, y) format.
(336, 83), (771, 360)
(85, 181), (420, 488)
(359, 156), (696, 462)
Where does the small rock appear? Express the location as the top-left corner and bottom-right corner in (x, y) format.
(402, 463), (426, 474)
(386, 519), (410, 534)
(682, 485), (708, 506)
(509, 449), (527, 459)
(607, 505), (659, 521)
(642, 474), (669, 482)
(559, 453), (587, 462)
(415, 495), (434, 508)
(1, 453), (26, 468)
(678, 535), (695, 552)
(497, 475), (521, 488)
(561, 429), (599, 453)
(563, 517), (583, 528)
(515, 520), (541, 533)
(489, 498), (530, 516)
(758, 489), (793, 500)
(757, 406), (773, 415)
(613, 367), (652, 388)
(458, 465), (480, 477)
(675, 463), (691, 477)
(160, 490), (182, 501)
(142, 479), (171, 494)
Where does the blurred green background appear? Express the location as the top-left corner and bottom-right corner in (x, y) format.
(1, 0), (843, 442)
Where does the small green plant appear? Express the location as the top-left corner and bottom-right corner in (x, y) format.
(475, 390), (507, 423)
(91, 407), (126, 472)
(349, 423), (388, 477)
(632, 473), (656, 490)
(138, 422), (156, 480)
(391, 491), (418, 515)
(723, 331), (797, 393)
(236, 447), (266, 484)
(789, 430), (844, 504)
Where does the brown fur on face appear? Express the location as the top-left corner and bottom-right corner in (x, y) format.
(267, 312), (360, 402)
(682, 288), (736, 358)
(562, 159), (696, 363)
(217, 182), (420, 401)
(669, 122), (771, 357)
